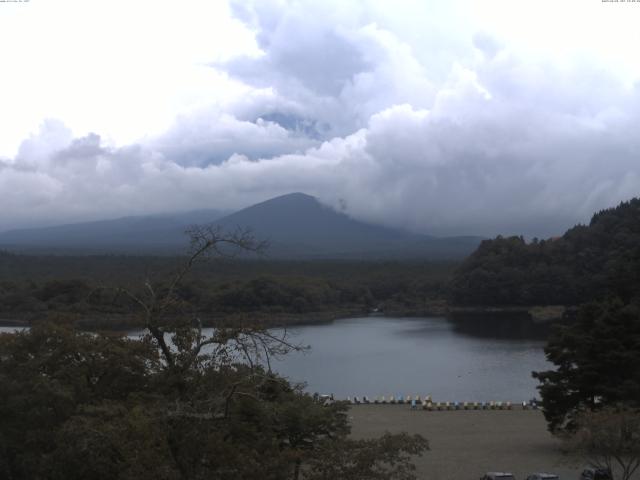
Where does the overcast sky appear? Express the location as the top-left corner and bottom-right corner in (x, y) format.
(1, 0), (639, 236)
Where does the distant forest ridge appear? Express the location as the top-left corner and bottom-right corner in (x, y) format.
(450, 197), (640, 306)
(0, 255), (455, 329)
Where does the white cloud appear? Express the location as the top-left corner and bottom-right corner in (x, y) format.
(1, 0), (640, 237)
(0, 0), (261, 156)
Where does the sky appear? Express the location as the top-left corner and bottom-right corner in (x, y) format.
(1, 0), (640, 236)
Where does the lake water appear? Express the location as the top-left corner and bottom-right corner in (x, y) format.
(269, 316), (550, 402)
(0, 316), (551, 402)
(0, 326), (27, 334)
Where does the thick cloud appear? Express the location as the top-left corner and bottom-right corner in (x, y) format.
(149, 108), (317, 166)
(224, 0), (438, 138)
(1, 0), (640, 237)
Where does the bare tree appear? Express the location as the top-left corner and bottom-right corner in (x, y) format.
(567, 407), (640, 480)
(115, 225), (303, 372)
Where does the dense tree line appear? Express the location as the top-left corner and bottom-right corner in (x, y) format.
(0, 255), (453, 327)
(450, 198), (640, 306)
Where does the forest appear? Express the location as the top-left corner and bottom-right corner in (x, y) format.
(450, 198), (640, 307)
(0, 253), (454, 329)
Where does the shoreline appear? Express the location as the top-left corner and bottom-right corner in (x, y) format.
(0, 303), (569, 331)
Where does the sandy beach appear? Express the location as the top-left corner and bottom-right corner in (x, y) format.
(349, 405), (584, 480)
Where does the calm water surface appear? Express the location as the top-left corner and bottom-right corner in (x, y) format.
(0, 326), (27, 334)
(0, 316), (551, 402)
(270, 316), (550, 402)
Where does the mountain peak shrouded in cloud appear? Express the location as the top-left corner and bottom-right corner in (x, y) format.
(0, 192), (482, 259)
(1, 0), (640, 237)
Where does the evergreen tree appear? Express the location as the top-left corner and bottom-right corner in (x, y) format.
(533, 300), (640, 432)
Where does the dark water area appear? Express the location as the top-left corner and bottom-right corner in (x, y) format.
(448, 313), (555, 340)
(270, 316), (551, 402)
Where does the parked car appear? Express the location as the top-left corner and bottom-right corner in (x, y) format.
(579, 468), (612, 480)
(480, 473), (515, 480)
(526, 474), (559, 480)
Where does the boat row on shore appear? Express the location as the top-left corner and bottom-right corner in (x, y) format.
(329, 394), (541, 410)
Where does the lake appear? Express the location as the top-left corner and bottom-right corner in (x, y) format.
(269, 316), (550, 402)
(0, 315), (551, 402)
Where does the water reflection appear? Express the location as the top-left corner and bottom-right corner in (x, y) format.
(447, 314), (553, 340)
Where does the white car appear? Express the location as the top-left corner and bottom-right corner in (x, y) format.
(480, 473), (515, 480)
(526, 474), (559, 480)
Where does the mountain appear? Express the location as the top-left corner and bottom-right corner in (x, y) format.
(214, 193), (481, 259)
(0, 210), (228, 254)
(0, 193), (482, 259)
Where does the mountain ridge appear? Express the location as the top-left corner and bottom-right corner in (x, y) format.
(0, 193), (482, 259)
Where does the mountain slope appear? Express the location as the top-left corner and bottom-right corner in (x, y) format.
(218, 193), (412, 249)
(0, 193), (482, 259)
(0, 210), (227, 253)
(215, 193), (481, 259)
